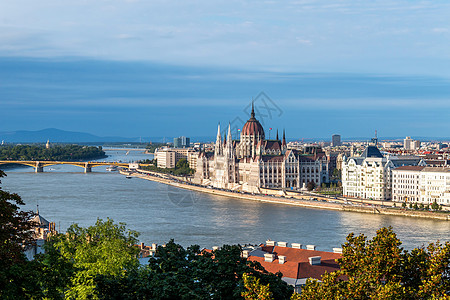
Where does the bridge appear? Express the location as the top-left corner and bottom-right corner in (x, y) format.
(0, 161), (150, 173)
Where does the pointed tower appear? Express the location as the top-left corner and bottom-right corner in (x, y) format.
(215, 123), (223, 156)
(282, 129), (287, 150)
(225, 123), (234, 158)
(276, 129), (279, 141)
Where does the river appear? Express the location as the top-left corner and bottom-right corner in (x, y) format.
(1, 149), (449, 251)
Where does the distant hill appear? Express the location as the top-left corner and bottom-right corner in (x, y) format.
(0, 128), (136, 143)
(0, 128), (217, 144)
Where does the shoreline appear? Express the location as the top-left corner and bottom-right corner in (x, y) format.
(121, 169), (450, 221)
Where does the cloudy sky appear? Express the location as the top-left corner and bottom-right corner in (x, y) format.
(1, 1), (450, 140)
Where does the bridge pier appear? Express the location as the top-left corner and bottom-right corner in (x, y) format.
(35, 162), (43, 173)
(84, 163), (92, 173)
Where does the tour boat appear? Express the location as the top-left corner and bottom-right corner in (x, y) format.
(106, 165), (118, 171)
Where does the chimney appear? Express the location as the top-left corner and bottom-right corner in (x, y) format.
(291, 243), (302, 249)
(266, 240), (275, 246)
(141, 242), (145, 249)
(242, 250), (250, 258)
(264, 253), (276, 262)
(306, 245), (316, 251)
(278, 255), (286, 264)
(308, 256), (321, 265)
(212, 246), (220, 251)
(277, 241), (288, 247)
(333, 248), (343, 254)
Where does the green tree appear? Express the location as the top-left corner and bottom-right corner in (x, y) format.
(94, 240), (293, 299)
(242, 273), (274, 300)
(306, 181), (316, 191)
(47, 218), (140, 299)
(299, 227), (450, 299)
(0, 170), (43, 299)
(431, 201), (440, 210)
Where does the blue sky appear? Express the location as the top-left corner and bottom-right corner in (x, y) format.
(1, 1), (450, 140)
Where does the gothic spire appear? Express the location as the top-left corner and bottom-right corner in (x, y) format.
(282, 129), (286, 147)
(227, 122), (232, 143)
(250, 99), (255, 119)
(276, 129), (279, 141)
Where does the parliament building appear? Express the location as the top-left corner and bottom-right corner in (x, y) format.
(193, 105), (330, 193)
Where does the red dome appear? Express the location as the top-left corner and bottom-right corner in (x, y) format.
(241, 105), (265, 138)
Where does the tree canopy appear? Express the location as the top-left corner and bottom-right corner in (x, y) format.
(0, 144), (105, 161)
(299, 227), (450, 299)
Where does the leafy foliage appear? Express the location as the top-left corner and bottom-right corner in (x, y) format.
(0, 144), (105, 161)
(94, 240), (293, 299)
(141, 157), (195, 176)
(47, 218), (140, 299)
(242, 273), (274, 300)
(299, 227), (450, 299)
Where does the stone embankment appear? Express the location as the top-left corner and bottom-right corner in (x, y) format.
(120, 169), (450, 221)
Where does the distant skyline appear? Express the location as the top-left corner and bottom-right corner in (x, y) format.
(1, 1), (450, 139)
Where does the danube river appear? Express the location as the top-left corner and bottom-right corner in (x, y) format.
(2, 149), (449, 251)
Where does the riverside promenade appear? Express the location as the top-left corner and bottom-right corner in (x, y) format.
(120, 169), (450, 221)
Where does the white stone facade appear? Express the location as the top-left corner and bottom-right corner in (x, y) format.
(193, 107), (330, 192)
(342, 146), (425, 200)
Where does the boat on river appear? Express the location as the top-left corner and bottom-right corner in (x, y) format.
(106, 165), (118, 171)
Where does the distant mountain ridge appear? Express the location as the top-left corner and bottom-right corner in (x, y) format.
(1, 128), (448, 144)
(0, 128), (138, 143)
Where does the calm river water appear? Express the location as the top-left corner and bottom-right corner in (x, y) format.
(1, 149), (449, 251)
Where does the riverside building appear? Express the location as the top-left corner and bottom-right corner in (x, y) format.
(342, 143), (425, 200)
(392, 166), (450, 205)
(193, 105), (330, 193)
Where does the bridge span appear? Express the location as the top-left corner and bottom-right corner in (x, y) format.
(0, 161), (151, 173)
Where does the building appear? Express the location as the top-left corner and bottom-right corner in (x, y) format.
(156, 147), (197, 169)
(194, 104), (330, 192)
(342, 143), (425, 200)
(243, 241), (343, 293)
(404, 136), (421, 150)
(392, 166), (450, 206)
(392, 166), (425, 203)
(419, 167), (450, 205)
(156, 149), (176, 168)
(25, 207), (57, 260)
(331, 134), (341, 147)
(174, 136), (190, 148)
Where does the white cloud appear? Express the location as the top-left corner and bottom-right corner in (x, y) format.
(432, 28), (449, 33)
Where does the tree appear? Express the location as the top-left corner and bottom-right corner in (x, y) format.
(0, 170), (43, 299)
(94, 240), (293, 299)
(46, 218), (140, 299)
(242, 273), (274, 300)
(299, 227), (450, 299)
(306, 181), (316, 191)
(431, 201), (440, 211)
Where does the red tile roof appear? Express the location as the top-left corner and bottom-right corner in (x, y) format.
(248, 245), (342, 280)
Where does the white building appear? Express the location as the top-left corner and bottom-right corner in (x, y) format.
(156, 148), (197, 169)
(404, 136), (421, 150)
(419, 167), (450, 205)
(194, 105), (329, 192)
(156, 149), (176, 168)
(392, 166), (424, 203)
(342, 145), (425, 200)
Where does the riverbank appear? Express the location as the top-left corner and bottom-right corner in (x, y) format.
(121, 169), (450, 221)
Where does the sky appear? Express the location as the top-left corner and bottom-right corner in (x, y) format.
(1, 0), (450, 141)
